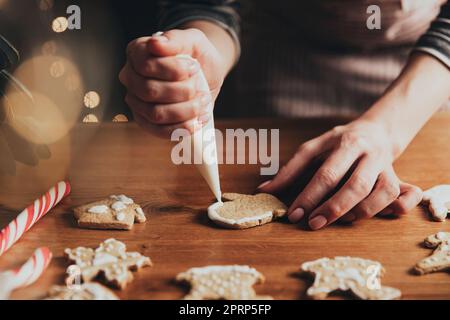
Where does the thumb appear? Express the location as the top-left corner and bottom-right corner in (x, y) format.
(147, 29), (209, 59)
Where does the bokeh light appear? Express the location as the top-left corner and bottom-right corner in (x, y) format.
(83, 91), (101, 109)
(38, 0), (54, 11)
(113, 114), (128, 122)
(49, 60), (65, 78)
(83, 114), (99, 123)
(41, 40), (57, 56)
(52, 17), (68, 33)
(3, 55), (84, 144)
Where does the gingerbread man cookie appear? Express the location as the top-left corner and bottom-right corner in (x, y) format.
(46, 283), (119, 300)
(176, 265), (273, 300)
(64, 238), (152, 289)
(422, 185), (450, 221)
(301, 257), (401, 300)
(414, 232), (450, 275)
(73, 194), (146, 230)
(208, 193), (287, 229)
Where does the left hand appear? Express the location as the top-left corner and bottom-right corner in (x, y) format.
(258, 118), (423, 230)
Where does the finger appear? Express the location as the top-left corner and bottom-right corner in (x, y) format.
(259, 130), (336, 194)
(125, 92), (211, 125)
(351, 168), (400, 220)
(380, 183), (423, 216)
(121, 63), (198, 103)
(308, 155), (381, 230)
(287, 144), (362, 219)
(147, 29), (209, 58)
(133, 54), (200, 81)
(132, 110), (201, 139)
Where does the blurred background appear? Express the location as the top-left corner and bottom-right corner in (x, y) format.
(0, 0), (448, 186)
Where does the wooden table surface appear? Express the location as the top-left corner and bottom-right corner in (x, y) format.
(0, 114), (449, 300)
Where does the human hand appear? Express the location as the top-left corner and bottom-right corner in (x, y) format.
(119, 29), (226, 138)
(259, 119), (422, 230)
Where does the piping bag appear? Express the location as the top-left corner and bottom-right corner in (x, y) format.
(177, 54), (222, 202)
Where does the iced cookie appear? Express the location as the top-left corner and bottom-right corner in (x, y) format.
(176, 265), (273, 300)
(64, 238), (152, 289)
(73, 194), (146, 230)
(414, 232), (450, 275)
(46, 283), (119, 300)
(301, 257), (401, 300)
(208, 193), (287, 229)
(422, 185), (450, 221)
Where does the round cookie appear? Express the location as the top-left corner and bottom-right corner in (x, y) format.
(207, 193), (287, 229)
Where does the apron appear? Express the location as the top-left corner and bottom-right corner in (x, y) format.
(225, 0), (447, 117)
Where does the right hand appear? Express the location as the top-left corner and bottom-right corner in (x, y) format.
(119, 29), (226, 138)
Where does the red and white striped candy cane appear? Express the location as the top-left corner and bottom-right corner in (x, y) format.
(0, 181), (71, 256)
(0, 247), (52, 299)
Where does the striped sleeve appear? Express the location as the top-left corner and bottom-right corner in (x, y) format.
(414, 2), (450, 68)
(157, 0), (241, 61)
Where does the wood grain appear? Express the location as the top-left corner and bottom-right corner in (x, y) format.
(0, 114), (449, 300)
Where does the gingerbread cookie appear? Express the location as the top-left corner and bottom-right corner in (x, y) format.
(422, 185), (450, 221)
(64, 238), (152, 289)
(414, 232), (450, 275)
(46, 283), (119, 300)
(208, 193), (287, 229)
(176, 265), (273, 300)
(301, 257), (401, 300)
(73, 194), (146, 230)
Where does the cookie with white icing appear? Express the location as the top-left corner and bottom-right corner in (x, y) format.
(64, 238), (152, 289)
(46, 283), (119, 300)
(301, 257), (401, 300)
(176, 265), (273, 300)
(422, 185), (450, 221)
(208, 193), (287, 229)
(414, 232), (450, 275)
(73, 194), (146, 230)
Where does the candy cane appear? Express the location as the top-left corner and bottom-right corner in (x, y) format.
(0, 181), (70, 256)
(0, 247), (52, 299)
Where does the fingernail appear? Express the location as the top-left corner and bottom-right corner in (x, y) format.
(198, 113), (211, 125)
(257, 180), (272, 189)
(309, 215), (327, 230)
(288, 208), (305, 223)
(150, 31), (168, 42)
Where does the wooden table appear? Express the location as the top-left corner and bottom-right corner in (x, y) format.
(1, 114), (449, 300)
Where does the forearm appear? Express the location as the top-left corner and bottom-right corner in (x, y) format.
(360, 52), (450, 158)
(180, 20), (237, 78)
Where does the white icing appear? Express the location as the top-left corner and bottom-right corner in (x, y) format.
(116, 212), (125, 221)
(135, 207), (145, 216)
(93, 252), (118, 266)
(207, 202), (273, 226)
(436, 232), (449, 241)
(110, 195), (134, 204)
(423, 185), (450, 221)
(335, 268), (366, 286)
(88, 205), (109, 214)
(111, 201), (127, 212)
